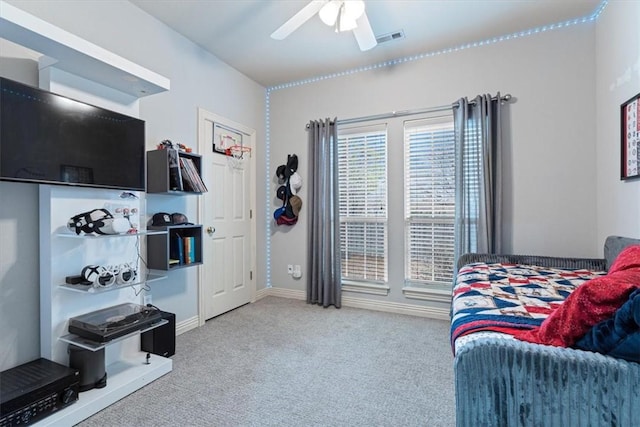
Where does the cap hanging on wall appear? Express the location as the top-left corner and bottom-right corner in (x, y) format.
(285, 154), (298, 177)
(289, 172), (302, 195)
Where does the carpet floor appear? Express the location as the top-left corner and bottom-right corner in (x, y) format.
(76, 296), (455, 426)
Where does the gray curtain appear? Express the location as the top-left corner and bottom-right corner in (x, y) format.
(307, 118), (342, 308)
(453, 94), (503, 263)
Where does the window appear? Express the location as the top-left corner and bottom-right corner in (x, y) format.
(338, 125), (388, 283)
(404, 115), (455, 287)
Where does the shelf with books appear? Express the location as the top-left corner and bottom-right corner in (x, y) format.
(147, 224), (202, 270)
(146, 149), (207, 195)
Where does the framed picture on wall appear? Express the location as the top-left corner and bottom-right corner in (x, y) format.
(621, 93), (640, 180)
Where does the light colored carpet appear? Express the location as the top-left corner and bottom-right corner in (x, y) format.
(76, 296), (455, 426)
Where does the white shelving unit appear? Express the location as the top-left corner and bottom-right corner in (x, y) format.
(1, 4), (173, 424)
(39, 185), (173, 425)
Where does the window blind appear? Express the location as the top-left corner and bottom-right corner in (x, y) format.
(404, 116), (455, 285)
(338, 128), (388, 282)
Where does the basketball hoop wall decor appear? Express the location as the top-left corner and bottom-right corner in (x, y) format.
(213, 123), (251, 169)
(227, 144), (251, 170)
(213, 123), (243, 155)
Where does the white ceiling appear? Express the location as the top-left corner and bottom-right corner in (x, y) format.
(129, 0), (602, 87)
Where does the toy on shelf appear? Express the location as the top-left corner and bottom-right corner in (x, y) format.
(157, 139), (192, 153)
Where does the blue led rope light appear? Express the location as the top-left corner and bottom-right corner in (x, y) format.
(265, 88), (272, 288)
(268, 5), (607, 92)
(263, 0), (608, 288)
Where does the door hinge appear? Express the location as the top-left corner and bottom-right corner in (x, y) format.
(250, 209), (253, 219)
(250, 271), (253, 280)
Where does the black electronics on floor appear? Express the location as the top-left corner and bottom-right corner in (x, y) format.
(68, 346), (107, 392)
(141, 311), (176, 358)
(0, 358), (79, 426)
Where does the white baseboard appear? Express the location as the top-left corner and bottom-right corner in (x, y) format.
(267, 287), (305, 300)
(342, 295), (450, 320)
(254, 287), (272, 301)
(176, 315), (199, 336)
(259, 287), (449, 321)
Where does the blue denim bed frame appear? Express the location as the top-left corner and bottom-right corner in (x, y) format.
(453, 236), (640, 427)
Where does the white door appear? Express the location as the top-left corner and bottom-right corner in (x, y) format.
(198, 109), (255, 321)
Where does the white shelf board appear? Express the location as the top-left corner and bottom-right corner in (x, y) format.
(57, 230), (168, 239)
(60, 319), (169, 351)
(58, 272), (168, 294)
(0, 1), (170, 97)
(33, 353), (172, 426)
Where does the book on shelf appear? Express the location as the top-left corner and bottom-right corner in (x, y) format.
(180, 157), (208, 193)
(179, 157), (196, 192)
(167, 149), (183, 191)
(184, 158), (203, 192)
(183, 236), (195, 264)
(171, 234), (184, 265)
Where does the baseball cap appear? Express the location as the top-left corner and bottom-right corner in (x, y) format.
(152, 212), (172, 226)
(276, 213), (298, 226)
(286, 154), (298, 176)
(289, 173), (302, 195)
(273, 206), (286, 220)
(276, 185), (287, 201)
(289, 195), (302, 217)
(171, 212), (192, 225)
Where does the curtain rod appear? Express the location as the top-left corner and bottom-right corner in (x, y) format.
(305, 94), (512, 128)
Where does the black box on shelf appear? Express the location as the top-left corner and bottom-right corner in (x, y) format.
(141, 311), (175, 358)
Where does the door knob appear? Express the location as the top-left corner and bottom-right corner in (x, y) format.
(206, 226), (215, 235)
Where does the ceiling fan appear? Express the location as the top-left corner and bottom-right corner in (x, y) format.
(271, 0), (378, 51)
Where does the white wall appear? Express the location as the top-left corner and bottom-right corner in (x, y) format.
(595, 1), (640, 241)
(0, 0), (266, 370)
(269, 23), (599, 305)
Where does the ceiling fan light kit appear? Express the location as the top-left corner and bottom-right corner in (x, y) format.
(319, 1), (365, 32)
(318, 1), (340, 26)
(271, 0), (377, 52)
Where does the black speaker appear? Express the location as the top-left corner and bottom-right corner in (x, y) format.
(141, 311), (175, 357)
(68, 345), (107, 392)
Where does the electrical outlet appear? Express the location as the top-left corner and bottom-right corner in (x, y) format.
(143, 294), (152, 306)
(293, 265), (302, 279)
(287, 264), (293, 275)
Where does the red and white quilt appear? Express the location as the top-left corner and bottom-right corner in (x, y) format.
(450, 262), (606, 350)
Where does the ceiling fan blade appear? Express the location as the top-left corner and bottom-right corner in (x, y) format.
(353, 12), (377, 51)
(271, 0), (328, 40)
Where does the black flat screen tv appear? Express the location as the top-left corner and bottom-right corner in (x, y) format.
(0, 77), (145, 191)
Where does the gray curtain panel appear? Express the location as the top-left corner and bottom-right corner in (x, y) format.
(453, 94), (503, 264)
(306, 118), (342, 308)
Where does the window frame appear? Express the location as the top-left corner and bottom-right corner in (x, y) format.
(337, 123), (389, 287)
(403, 114), (456, 291)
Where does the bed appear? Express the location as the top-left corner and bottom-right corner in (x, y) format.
(451, 236), (640, 427)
